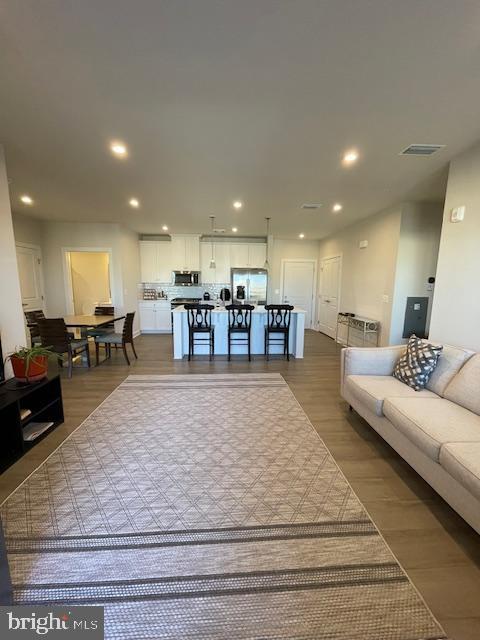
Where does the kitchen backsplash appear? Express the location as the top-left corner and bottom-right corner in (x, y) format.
(138, 283), (230, 300)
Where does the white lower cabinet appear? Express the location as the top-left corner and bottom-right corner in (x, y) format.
(139, 301), (171, 333)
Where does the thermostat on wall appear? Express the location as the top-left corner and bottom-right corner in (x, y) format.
(450, 206), (465, 223)
(358, 240), (368, 249)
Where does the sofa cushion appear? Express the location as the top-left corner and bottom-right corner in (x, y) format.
(426, 344), (475, 396)
(383, 397), (480, 461)
(444, 353), (480, 416)
(345, 375), (438, 417)
(440, 443), (480, 501)
(393, 335), (443, 391)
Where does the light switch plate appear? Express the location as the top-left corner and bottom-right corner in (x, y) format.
(382, 294), (389, 303)
(450, 206), (465, 223)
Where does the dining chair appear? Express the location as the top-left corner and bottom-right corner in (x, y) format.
(94, 312), (137, 365)
(226, 304), (254, 361)
(37, 318), (91, 378)
(87, 306), (115, 344)
(264, 304), (294, 361)
(24, 310), (45, 345)
(184, 304), (215, 361)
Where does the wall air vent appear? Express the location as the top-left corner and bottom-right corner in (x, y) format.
(301, 203), (322, 210)
(400, 144), (445, 156)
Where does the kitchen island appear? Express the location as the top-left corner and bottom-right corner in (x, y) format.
(172, 304), (306, 359)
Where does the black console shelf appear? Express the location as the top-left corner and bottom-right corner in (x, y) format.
(0, 375), (64, 473)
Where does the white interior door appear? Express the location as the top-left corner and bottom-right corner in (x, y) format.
(281, 261), (316, 328)
(16, 244), (45, 311)
(318, 255), (341, 338)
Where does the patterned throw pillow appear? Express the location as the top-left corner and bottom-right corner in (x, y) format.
(393, 335), (443, 391)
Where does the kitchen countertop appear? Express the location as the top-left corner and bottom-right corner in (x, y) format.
(172, 304), (306, 314)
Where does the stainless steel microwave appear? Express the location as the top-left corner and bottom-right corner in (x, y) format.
(173, 271), (200, 286)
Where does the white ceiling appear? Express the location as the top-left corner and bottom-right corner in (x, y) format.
(1, 0), (480, 239)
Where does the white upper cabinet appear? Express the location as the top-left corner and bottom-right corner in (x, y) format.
(248, 243), (267, 268)
(170, 235), (200, 271)
(200, 243), (215, 280)
(140, 241), (172, 283)
(200, 243), (230, 284)
(213, 243), (230, 283)
(229, 244), (250, 268)
(229, 243), (266, 268)
(139, 242), (158, 283)
(157, 242), (172, 282)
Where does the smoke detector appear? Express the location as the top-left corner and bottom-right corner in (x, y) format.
(400, 144), (445, 156)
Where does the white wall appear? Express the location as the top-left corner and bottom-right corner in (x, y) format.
(118, 226), (141, 333)
(0, 146), (27, 374)
(41, 221), (140, 333)
(318, 206), (402, 345)
(389, 203), (443, 344)
(429, 142), (480, 350)
(269, 238), (319, 303)
(12, 212), (44, 246)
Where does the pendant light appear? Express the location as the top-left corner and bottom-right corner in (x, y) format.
(263, 217), (271, 270)
(209, 215), (216, 269)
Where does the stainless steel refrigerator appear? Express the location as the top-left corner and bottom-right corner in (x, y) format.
(231, 268), (268, 304)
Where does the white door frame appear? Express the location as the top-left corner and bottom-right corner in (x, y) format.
(317, 253), (343, 332)
(62, 247), (115, 315)
(16, 241), (46, 311)
(280, 258), (318, 329)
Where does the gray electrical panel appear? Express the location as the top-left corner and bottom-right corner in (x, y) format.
(403, 297), (429, 339)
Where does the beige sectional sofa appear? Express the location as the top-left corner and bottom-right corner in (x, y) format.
(341, 344), (480, 534)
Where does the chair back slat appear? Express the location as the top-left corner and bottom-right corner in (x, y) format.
(122, 312), (135, 341)
(25, 310), (45, 339)
(265, 304), (293, 330)
(37, 318), (70, 353)
(94, 305), (114, 329)
(226, 304), (254, 330)
(184, 304), (214, 329)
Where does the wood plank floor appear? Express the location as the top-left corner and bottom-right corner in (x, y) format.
(1, 331), (479, 638)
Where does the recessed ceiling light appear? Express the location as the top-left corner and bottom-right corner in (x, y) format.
(162, 225), (169, 231)
(128, 198), (140, 208)
(342, 149), (359, 166)
(333, 203), (343, 212)
(233, 200), (243, 209)
(232, 227), (238, 233)
(299, 233), (305, 239)
(20, 194), (33, 205)
(110, 141), (128, 157)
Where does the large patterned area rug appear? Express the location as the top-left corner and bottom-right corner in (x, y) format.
(1, 374), (447, 639)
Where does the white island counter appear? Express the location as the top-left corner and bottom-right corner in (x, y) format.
(172, 305), (306, 359)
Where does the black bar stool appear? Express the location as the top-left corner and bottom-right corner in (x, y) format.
(184, 303), (215, 361)
(264, 304), (294, 361)
(226, 304), (254, 361)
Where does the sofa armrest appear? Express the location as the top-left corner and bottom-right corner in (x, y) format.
(341, 345), (406, 385)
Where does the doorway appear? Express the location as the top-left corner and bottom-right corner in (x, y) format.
(280, 260), (317, 328)
(64, 250), (112, 315)
(16, 243), (45, 311)
(318, 255), (342, 338)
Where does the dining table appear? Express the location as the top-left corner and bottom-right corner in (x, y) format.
(27, 314), (126, 367)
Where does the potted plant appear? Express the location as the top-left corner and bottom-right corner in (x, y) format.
(7, 345), (56, 383)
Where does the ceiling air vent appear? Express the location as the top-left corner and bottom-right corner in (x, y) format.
(400, 144), (445, 156)
(301, 203), (322, 210)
